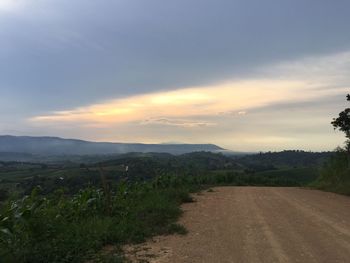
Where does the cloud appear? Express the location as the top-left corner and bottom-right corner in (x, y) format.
(29, 79), (312, 125)
(262, 51), (350, 87)
(1, 0), (350, 114)
(0, 0), (23, 12)
(2, 1), (350, 150)
(29, 47), (350, 127)
(26, 49), (350, 151)
(218, 110), (247, 116)
(140, 118), (216, 128)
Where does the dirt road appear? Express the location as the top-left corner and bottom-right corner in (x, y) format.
(124, 187), (350, 263)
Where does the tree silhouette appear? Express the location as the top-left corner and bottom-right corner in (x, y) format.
(331, 94), (350, 153)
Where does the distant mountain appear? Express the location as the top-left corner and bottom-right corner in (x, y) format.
(0, 135), (224, 157)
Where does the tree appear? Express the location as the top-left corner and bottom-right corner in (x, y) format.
(331, 94), (350, 153)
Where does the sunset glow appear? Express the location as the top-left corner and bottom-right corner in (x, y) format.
(31, 80), (311, 125)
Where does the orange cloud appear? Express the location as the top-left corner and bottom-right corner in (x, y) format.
(30, 79), (313, 126)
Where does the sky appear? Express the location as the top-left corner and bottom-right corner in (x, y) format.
(0, 0), (349, 151)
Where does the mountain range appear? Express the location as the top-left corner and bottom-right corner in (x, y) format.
(0, 135), (223, 157)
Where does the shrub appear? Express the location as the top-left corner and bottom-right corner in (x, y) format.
(0, 180), (191, 262)
(314, 151), (350, 195)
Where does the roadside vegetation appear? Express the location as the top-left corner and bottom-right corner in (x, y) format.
(0, 176), (196, 262)
(0, 150), (327, 262)
(313, 94), (350, 195)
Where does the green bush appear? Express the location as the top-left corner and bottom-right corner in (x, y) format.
(313, 151), (350, 195)
(0, 180), (192, 263)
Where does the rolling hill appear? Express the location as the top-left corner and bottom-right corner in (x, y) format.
(0, 135), (223, 157)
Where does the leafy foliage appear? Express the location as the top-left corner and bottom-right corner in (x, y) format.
(0, 179), (194, 263)
(313, 150), (350, 195)
(331, 94), (350, 152)
(314, 94), (350, 195)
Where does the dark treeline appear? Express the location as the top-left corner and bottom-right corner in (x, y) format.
(0, 150), (331, 199)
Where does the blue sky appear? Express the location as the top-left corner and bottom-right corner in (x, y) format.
(0, 0), (349, 151)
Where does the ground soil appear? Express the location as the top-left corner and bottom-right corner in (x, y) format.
(124, 187), (350, 263)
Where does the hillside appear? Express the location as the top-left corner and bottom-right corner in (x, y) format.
(0, 135), (223, 157)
